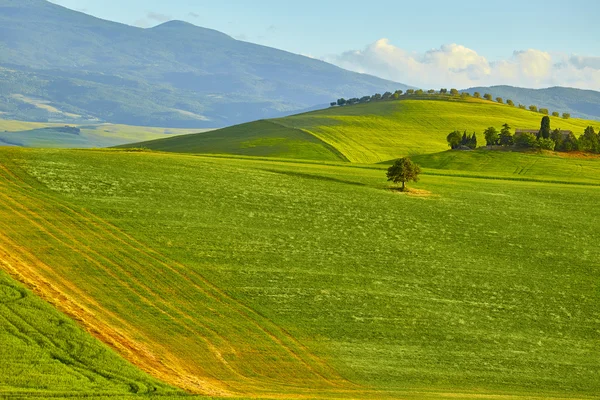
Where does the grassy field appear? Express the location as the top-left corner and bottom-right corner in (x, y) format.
(409, 149), (600, 185)
(0, 147), (598, 399)
(0, 271), (179, 398)
(0, 119), (205, 148)
(128, 97), (600, 163)
(125, 119), (348, 161)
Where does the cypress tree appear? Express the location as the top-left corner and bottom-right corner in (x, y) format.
(469, 132), (478, 149)
(539, 116), (551, 139)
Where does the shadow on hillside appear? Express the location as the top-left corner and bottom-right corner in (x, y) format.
(260, 169), (367, 187)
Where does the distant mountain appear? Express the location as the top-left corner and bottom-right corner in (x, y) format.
(462, 86), (600, 121)
(0, 0), (408, 128)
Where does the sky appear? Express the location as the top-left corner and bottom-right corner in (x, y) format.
(48, 0), (600, 90)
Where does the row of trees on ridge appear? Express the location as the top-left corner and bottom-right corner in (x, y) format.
(332, 90), (571, 119)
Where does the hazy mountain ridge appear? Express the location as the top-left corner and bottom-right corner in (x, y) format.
(0, 0), (407, 127)
(462, 86), (600, 120)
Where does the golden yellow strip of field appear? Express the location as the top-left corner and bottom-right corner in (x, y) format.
(0, 162), (350, 398)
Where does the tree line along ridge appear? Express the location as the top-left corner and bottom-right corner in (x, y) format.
(332, 89), (571, 120)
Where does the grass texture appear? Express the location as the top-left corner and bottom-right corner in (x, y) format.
(0, 147), (598, 399)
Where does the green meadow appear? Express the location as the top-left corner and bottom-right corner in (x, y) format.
(0, 145), (598, 399)
(0, 270), (178, 398)
(129, 119), (347, 161)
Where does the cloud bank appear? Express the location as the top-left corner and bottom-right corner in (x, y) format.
(134, 11), (172, 28)
(325, 39), (600, 90)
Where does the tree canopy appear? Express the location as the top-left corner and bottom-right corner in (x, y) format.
(447, 130), (462, 149)
(484, 126), (499, 146)
(387, 158), (421, 191)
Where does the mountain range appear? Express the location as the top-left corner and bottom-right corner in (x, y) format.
(0, 0), (407, 128)
(1, 0), (599, 129)
(463, 86), (600, 121)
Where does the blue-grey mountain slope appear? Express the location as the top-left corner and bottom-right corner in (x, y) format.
(0, 0), (408, 128)
(463, 85), (600, 120)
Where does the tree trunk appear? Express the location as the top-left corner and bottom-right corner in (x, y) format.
(401, 181), (405, 191)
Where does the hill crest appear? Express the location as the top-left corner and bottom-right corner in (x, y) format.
(123, 96), (600, 163)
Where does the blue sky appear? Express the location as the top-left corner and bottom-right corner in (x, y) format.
(48, 0), (600, 89)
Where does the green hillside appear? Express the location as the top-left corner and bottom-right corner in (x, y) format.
(1, 147), (599, 399)
(410, 149), (600, 185)
(0, 271), (179, 397)
(127, 119), (348, 161)
(131, 97), (600, 163)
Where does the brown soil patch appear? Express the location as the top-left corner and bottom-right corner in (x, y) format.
(389, 187), (437, 197)
(552, 151), (600, 160)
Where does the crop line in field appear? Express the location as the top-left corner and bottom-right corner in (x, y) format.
(0, 237), (172, 395)
(0, 168), (248, 389)
(0, 299), (149, 393)
(0, 190), (241, 396)
(0, 189), (339, 391)
(0, 163), (351, 395)
(0, 230), (234, 396)
(1, 162), (348, 388)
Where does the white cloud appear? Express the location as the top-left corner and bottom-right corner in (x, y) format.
(324, 40), (600, 90)
(134, 12), (172, 28)
(147, 12), (172, 22)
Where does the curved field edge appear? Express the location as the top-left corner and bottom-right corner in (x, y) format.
(119, 119), (348, 162)
(0, 264), (176, 396)
(0, 157), (349, 398)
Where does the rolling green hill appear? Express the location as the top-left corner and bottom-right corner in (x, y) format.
(129, 97), (600, 163)
(1, 147), (599, 399)
(410, 149), (600, 185)
(128, 120), (348, 161)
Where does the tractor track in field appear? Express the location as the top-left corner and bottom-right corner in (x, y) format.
(0, 189), (253, 385)
(0, 161), (350, 397)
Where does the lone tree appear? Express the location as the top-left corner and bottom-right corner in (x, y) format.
(538, 116), (551, 139)
(387, 158), (421, 192)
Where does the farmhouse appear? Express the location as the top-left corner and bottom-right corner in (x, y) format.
(515, 129), (573, 138)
